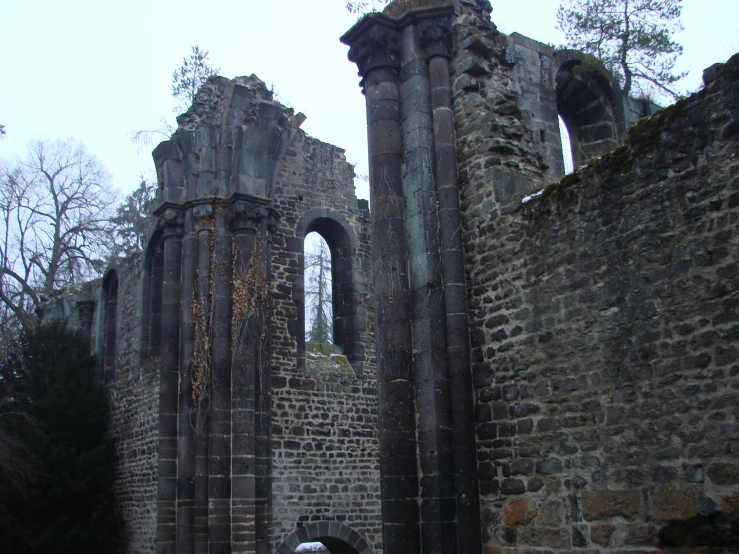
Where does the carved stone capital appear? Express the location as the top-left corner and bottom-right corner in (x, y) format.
(347, 20), (401, 80)
(418, 17), (452, 59)
(191, 202), (215, 235)
(230, 199), (280, 234)
(157, 205), (185, 238)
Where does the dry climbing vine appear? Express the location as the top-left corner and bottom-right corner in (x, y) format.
(190, 212), (216, 405)
(188, 203), (270, 407)
(231, 232), (270, 366)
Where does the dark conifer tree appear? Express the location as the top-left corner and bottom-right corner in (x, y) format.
(0, 320), (122, 553)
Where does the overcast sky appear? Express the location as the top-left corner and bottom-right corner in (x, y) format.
(1, 0), (737, 203)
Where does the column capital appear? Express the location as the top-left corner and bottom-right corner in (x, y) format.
(229, 196), (280, 234)
(191, 202), (215, 235)
(155, 204), (185, 238)
(418, 16), (452, 59)
(343, 17), (401, 82)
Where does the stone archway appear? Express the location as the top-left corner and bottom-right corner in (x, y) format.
(276, 522), (374, 554)
(552, 49), (625, 168)
(294, 207), (367, 373)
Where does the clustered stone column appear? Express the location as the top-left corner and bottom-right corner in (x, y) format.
(229, 195), (277, 554)
(346, 19), (422, 554)
(343, 7), (482, 554)
(156, 207), (184, 553)
(151, 197), (275, 554)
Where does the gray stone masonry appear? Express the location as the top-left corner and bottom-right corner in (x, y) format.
(40, 0), (739, 552)
(451, 2), (739, 548)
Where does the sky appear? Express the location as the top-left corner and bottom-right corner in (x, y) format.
(1, 0), (737, 204)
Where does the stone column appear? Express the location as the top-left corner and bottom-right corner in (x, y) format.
(229, 197), (274, 554)
(177, 207), (197, 553)
(346, 18), (421, 554)
(193, 203), (214, 553)
(421, 16), (483, 554)
(209, 205), (233, 553)
(399, 21), (456, 554)
(156, 207), (184, 554)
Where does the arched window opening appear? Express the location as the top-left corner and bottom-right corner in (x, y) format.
(556, 59), (620, 170)
(102, 270), (118, 383)
(295, 212), (365, 371)
(304, 232), (333, 345)
(559, 115), (575, 174)
(140, 232), (164, 361)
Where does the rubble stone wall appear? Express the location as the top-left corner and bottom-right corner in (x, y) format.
(269, 129), (382, 552)
(102, 255), (161, 553)
(459, 35), (739, 551)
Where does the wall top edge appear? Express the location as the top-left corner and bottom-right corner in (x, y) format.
(340, 5), (454, 45)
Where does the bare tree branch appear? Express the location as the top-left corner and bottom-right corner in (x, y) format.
(0, 139), (117, 337)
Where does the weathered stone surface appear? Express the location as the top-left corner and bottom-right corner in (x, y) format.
(707, 463), (739, 485)
(537, 499), (563, 527)
(590, 523), (615, 547)
(722, 493), (739, 525)
(651, 487), (700, 521)
(503, 498), (537, 526)
(500, 478), (526, 495)
(582, 490), (641, 521)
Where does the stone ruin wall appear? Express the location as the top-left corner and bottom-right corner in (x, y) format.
(450, 0), (739, 549)
(38, 0), (739, 550)
(44, 78), (381, 553)
(268, 127), (382, 551)
(106, 254), (161, 553)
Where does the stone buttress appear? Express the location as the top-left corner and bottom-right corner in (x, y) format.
(148, 75), (291, 554)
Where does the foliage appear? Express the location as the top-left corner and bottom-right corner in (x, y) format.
(0, 139), (116, 334)
(305, 234), (332, 344)
(111, 176), (156, 257)
(129, 45), (219, 152)
(0, 320), (122, 553)
(556, 0), (687, 100)
(346, 0), (390, 14)
(171, 46), (220, 114)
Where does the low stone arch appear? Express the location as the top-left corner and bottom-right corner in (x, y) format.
(294, 207), (367, 373)
(276, 522), (374, 554)
(551, 49), (625, 168)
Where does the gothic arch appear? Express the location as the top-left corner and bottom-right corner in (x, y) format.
(276, 522), (374, 554)
(140, 229), (164, 361)
(551, 49), (625, 168)
(294, 208), (366, 372)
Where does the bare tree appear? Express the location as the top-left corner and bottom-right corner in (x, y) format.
(128, 115), (175, 154)
(305, 235), (333, 344)
(0, 139), (117, 333)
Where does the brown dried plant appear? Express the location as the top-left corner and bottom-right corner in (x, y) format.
(231, 232), (270, 362)
(190, 213), (216, 404)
